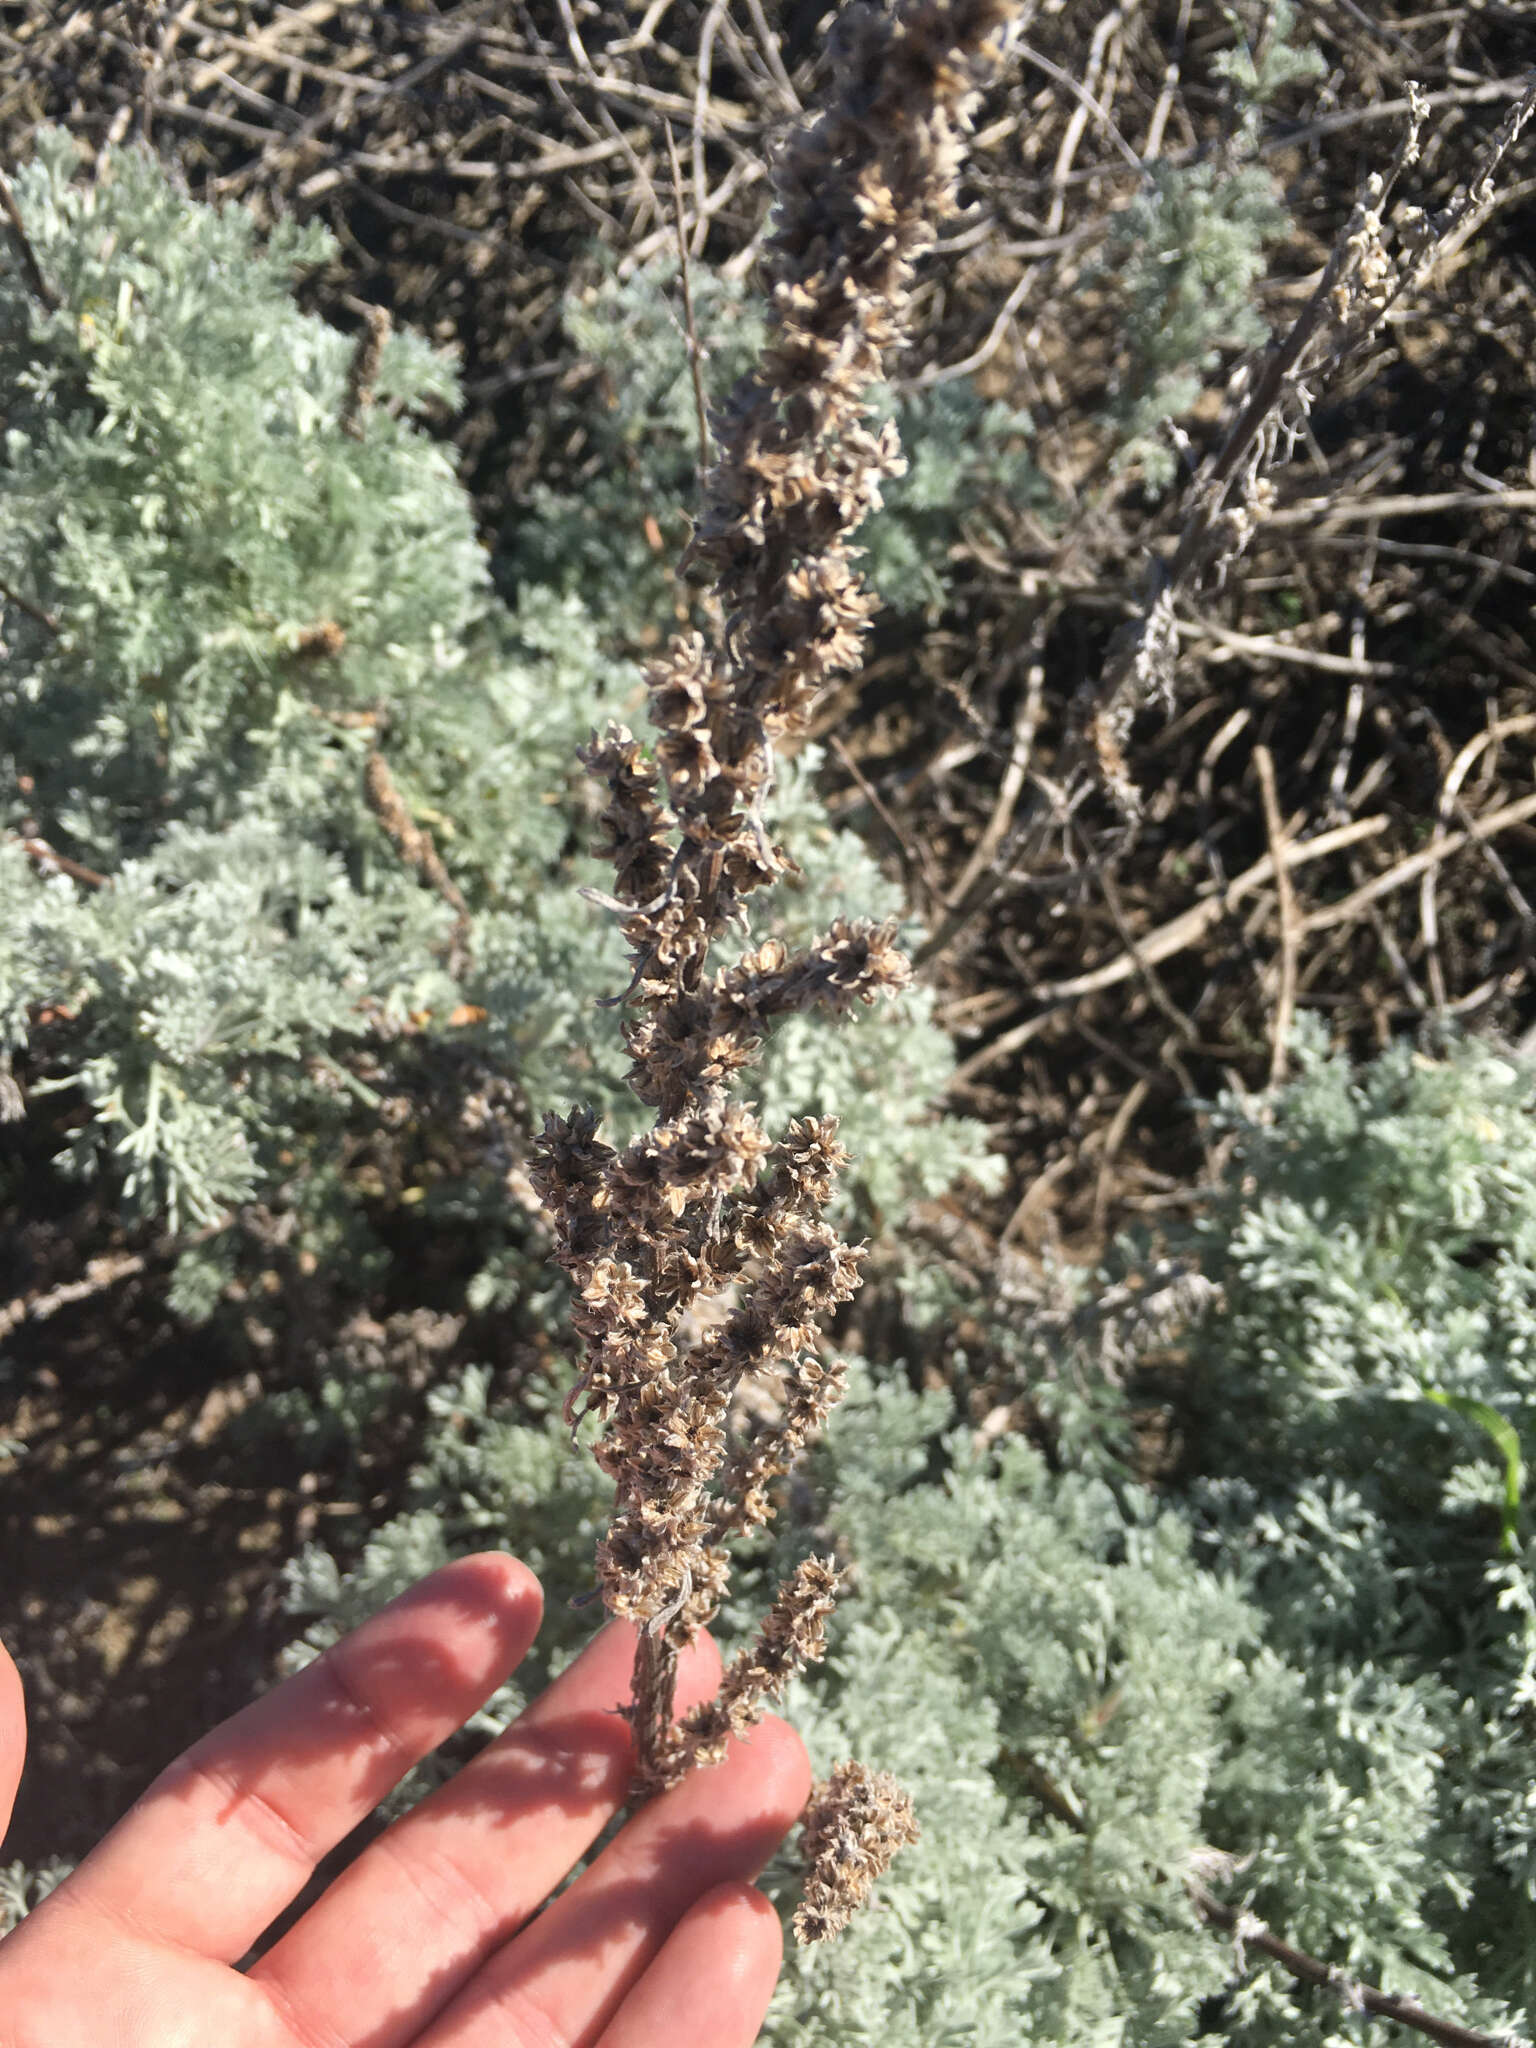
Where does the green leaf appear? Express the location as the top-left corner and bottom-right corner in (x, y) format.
(1426, 1386), (1524, 1554)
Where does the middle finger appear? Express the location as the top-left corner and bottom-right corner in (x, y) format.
(250, 1617), (722, 2048)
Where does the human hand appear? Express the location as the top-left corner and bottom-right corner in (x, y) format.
(0, 1554), (810, 2048)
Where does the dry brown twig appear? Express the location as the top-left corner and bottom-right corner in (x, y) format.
(1252, 745), (1298, 1085)
(0, 574), (59, 636)
(0, 1250), (147, 1343)
(361, 747), (471, 973)
(530, 0), (1021, 1943)
(951, 778), (1536, 1088)
(1187, 1881), (1519, 2048)
(339, 300), (390, 439)
(14, 834), (110, 890)
(931, 60), (1536, 1097)
(949, 809), (1392, 1084)
(662, 117), (711, 484)
(1082, 69), (1536, 813)
(1418, 716), (1536, 1011)
(1011, 1759), (1521, 2048)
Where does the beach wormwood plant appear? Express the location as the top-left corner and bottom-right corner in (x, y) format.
(528, 0), (1021, 1936)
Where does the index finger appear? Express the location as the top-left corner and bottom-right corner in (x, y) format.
(54, 1552), (543, 1963)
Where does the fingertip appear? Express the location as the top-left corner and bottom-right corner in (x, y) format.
(600, 1881), (785, 2047)
(686, 1881), (784, 2004)
(449, 1551), (545, 1635)
(356, 1552), (544, 1707)
(705, 1878), (784, 1971)
(0, 1633), (23, 1844)
(408, 1551), (545, 1668)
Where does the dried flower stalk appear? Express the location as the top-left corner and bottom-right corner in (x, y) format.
(531, 0), (1020, 1924)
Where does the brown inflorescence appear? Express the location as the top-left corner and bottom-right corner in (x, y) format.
(530, 0), (1019, 1920)
(795, 1761), (923, 1944)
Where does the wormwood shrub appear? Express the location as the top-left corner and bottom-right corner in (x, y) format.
(284, 1031), (1536, 2044)
(1024, 1027), (1536, 2037)
(0, 130), (989, 1329)
(512, 0), (1036, 1919)
(1178, 1028), (1536, 2019)
(9, 1), (1533, 2035)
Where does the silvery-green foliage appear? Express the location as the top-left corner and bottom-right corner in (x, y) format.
(1213, 0), (1329, 113)
(284, 1363), (617, 1691)
(855, 378), (1042, 611)
(1, 822), (455, 1229)
(281, 1363), (615, 1816)
(1101, 3), (1319, 487)
(0, 133), (599, 1236)
(997, 1025), (1536, 2036)
(0, 132), (470, 864)
(231, 1366), (404, 1468)
(0, 137), (989, 1267)
(508, 256), (765, 635)
(1103, 162), (1289, 488)
(1175, 1026), (1536, 2019)
(1190, 1026), (1536, 1491)
(758, 1367), (1510, 2048)
(0, 1860), (70, 1935)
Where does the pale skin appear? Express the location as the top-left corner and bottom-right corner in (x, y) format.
(0, 1553), (811, 2048)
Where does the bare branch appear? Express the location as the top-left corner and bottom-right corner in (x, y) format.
(0, 574), (60, 636)
(662, 119), (710, 485)
(14, 835), (109, 889)
(1189, 1882), (1521, 2048)
(1253, 745), (1299, 1084)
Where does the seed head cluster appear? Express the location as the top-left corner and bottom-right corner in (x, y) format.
(531, 0), (1020, 1923)
(795, 1760), (922, 1944)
